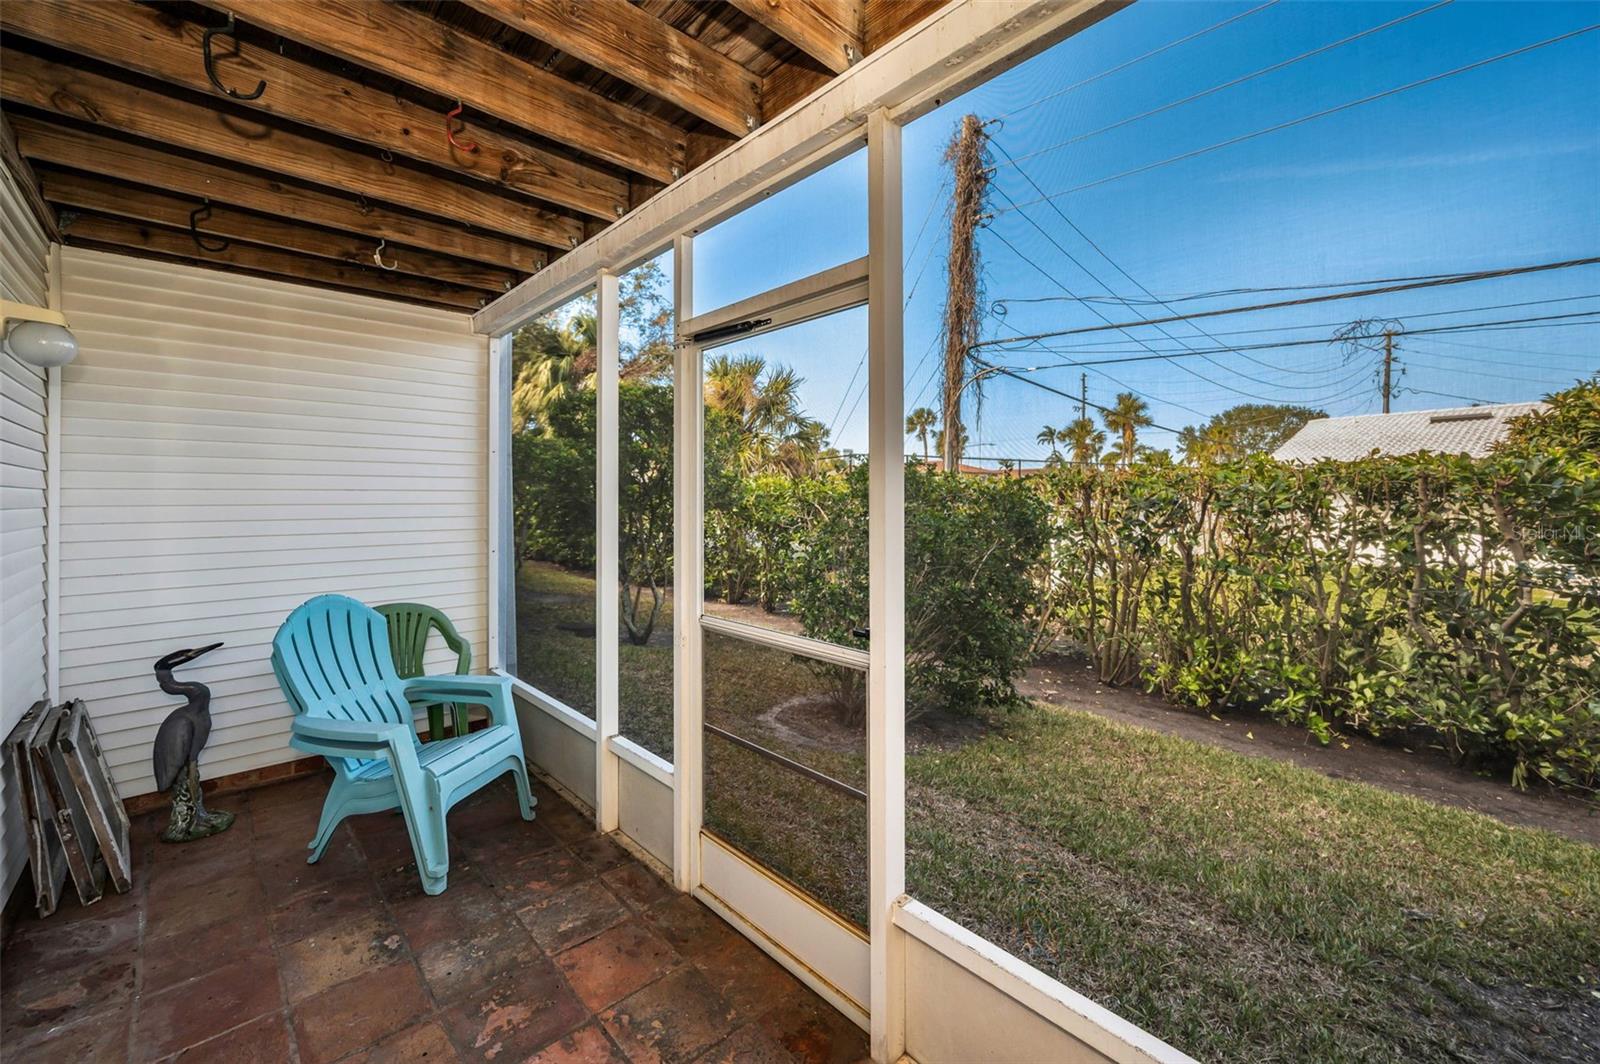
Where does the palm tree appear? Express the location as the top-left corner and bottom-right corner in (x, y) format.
(512, 312), (597, 432)
(1101, 392), (1152, 467)
(905, 407), (938, 463)
(704, 352), (828, 474)
(1036, 425), (1062, 466)
(1060, 416), (1105, 467)
(1177, 422), (1228, 465)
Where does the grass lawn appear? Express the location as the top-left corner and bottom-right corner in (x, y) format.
(910, 704), (1600, 1062)
(515, 562), (1600, 1062)
(514, 561), (675, 759)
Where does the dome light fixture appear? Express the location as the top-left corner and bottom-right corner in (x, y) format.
(1, 299), (78, 368)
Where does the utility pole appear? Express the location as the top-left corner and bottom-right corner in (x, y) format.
(1334, 318), (1402, 415)
(1079, 373), (1087, 420)
(939, 113), (989, 472)
(1381, 330), (1394, 413)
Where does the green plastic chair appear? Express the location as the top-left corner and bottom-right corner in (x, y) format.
(375, 602), (472, 742)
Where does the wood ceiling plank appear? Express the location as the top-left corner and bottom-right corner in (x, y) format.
(0, 47), (580, 249)
(40, 169), (516, 294)
(458, 0), (762, 136)
(863, 0), (948, 51)
(0, 0), (628, 221)
(760, 61), (832, 124)
(8, 116), (545, 273)
(206, 0), (690, 183)
(727, 0), (863, 75)
(63, 213), (491, 310)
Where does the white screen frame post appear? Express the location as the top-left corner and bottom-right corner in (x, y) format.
(487, 332), (515, 674)
(595, 268), (622, 831)
(671, 232), (703, 891)
(866, 107), (907, 1063)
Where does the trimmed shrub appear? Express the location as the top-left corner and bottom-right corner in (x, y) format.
(790, 465), (1049, 719)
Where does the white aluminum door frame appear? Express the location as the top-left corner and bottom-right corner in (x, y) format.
(864, 107), (906, 1063)
(495, 114), (908, 1058)
(594, 269), (621, 831)
(673, 242), (879, 1023)
(671, 232), (702, 891)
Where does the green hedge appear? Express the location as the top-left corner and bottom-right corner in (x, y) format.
(1035, 381), (1600, 789)
(514, 379), (1600, 789)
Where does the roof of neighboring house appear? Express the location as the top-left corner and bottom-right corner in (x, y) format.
(1272, 402), (1547, 462)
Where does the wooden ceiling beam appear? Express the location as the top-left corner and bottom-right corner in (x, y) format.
(0, 47), (580, 250)
(457, 0), (762, 136)
(0, 0), (628, 221)
(62, 213), (490, 311)
(746, 1), (952, 145)
(202, 0), (692, 183)
(728, 0), (864, 75)
(0, 111), (58, 240)
(8, 116), (544, 273)
(40, 169), (517, 294)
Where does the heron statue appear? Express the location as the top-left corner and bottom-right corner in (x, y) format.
(151, 642), (235, 842)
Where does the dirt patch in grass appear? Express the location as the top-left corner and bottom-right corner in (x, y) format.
(1021, 652), (1600, 846)
(756, 694), (863, 754)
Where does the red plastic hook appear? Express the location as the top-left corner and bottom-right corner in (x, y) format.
(446, 102), (479, 155)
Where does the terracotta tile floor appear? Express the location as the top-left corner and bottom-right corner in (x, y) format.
(0, 772), (869, 1064)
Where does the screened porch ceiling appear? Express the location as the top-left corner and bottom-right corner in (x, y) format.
(0, 0), (945, 312)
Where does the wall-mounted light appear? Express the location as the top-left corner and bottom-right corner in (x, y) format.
(1, 299), (78, 368)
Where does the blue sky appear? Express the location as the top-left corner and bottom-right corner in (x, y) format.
(681, 1), (1599, 460)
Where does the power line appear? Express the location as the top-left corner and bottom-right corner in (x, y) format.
(970, 355), (1191, 436)
(834, 235), (944, 434)
(988, 316), (1218, 424)
(988, 294), (1600, 354)
(989, 0), (1283, 122)
(999, 0), (1454, 168)
(826, 178), (951, 437)
(1405, 387), (1497, 405)
(1405, 332), (1600, 361)
(996, 24), (1600, 210)
(999, 311), (1600, 365)
(986, 218), (1365, 406)
(986, 225), (1239, 410)
(995, 270), (1531, 307)
(997, 286), (1600, 321)
(1452, 319), (1600, 333)
(1399, 339), (1596, 373)
(1400, 353), (1588, 383)
(992, 141), (1367, 383)
(975, 257), (1600, 348)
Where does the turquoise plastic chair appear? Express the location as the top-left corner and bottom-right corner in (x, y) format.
(271, 594), (535, 895)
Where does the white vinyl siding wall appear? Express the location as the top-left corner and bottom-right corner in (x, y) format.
(57, 248), (488, 797)
(1, 159), (52, 903)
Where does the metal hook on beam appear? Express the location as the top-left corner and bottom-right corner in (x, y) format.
(202, 13), (267, 101)
(372, 238), (398, 271)
(446, 102), (479, 155)
(188, 202), (230, 253)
